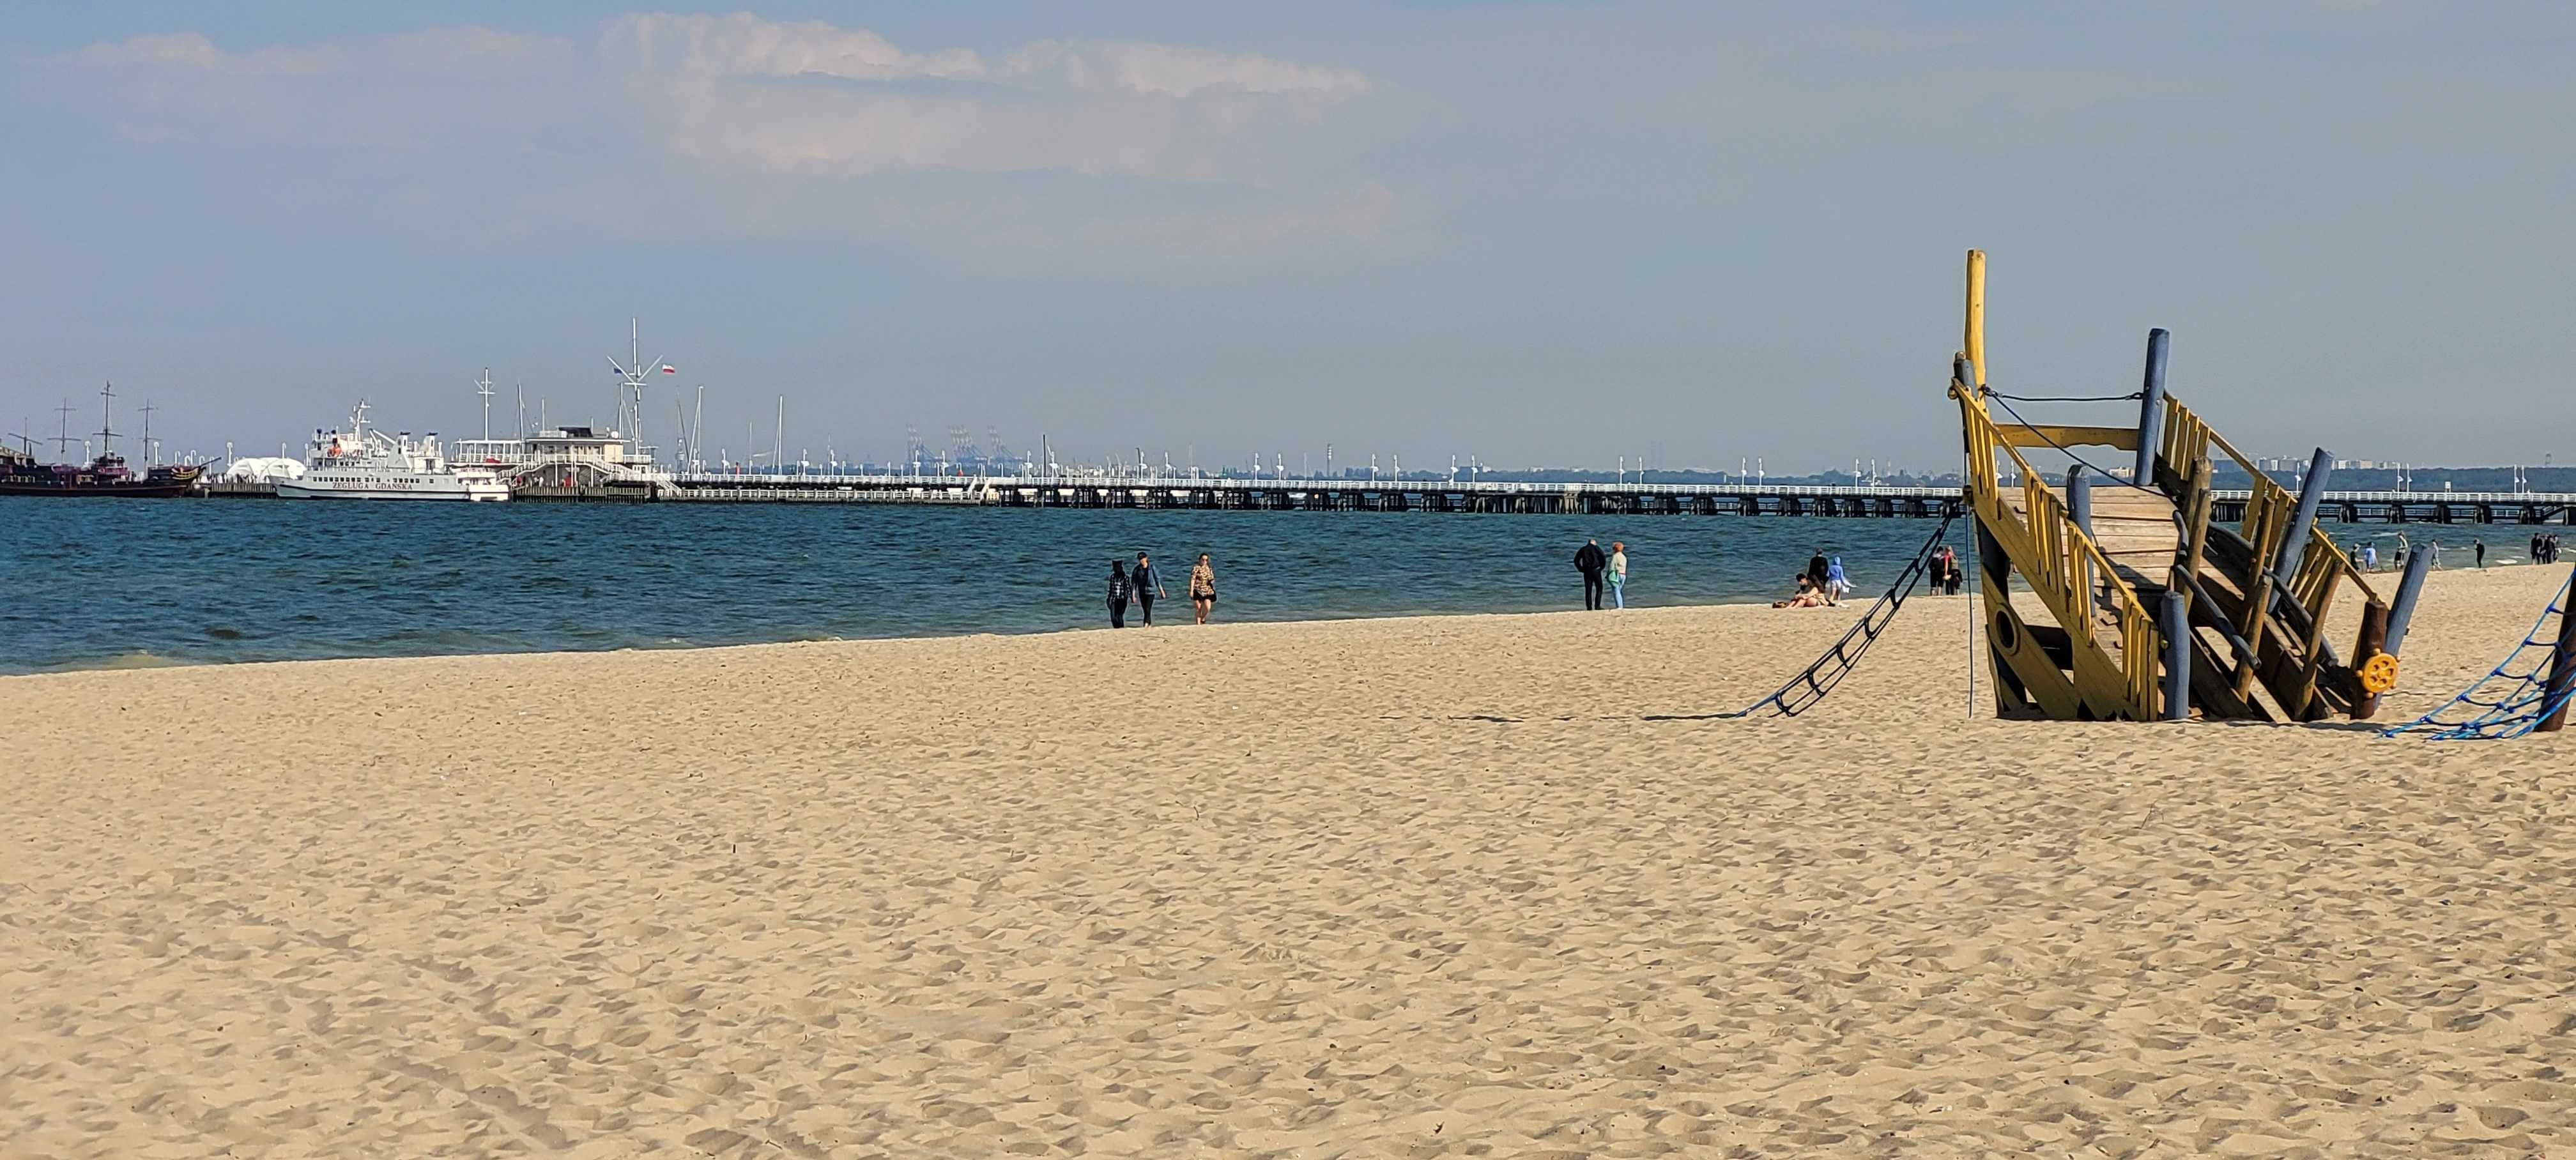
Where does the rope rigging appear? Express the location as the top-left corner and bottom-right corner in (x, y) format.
(1985, 391), (2145, 403)
(1981, 388), (2162, 495)
(2382, 566), (2576, 740)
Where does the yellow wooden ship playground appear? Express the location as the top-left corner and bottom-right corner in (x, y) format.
(1949, 250), (2414, 722)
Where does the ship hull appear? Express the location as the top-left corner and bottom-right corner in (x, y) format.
(0, 480), (196, 498)
(274, 475), (509, 501)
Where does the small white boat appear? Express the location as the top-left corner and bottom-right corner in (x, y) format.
(275, 402), (509, 501)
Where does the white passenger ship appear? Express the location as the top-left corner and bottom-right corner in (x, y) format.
(275, 402), (510, 501)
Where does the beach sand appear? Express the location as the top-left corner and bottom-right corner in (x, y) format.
(4, 564), (2573, 1157)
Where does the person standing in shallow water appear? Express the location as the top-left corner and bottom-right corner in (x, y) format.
(1190, 553), (1218, 624)
(1574, 538), (1607, 610)
(1131, 552), (1163, 625)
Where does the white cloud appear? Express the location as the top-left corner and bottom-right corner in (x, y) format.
(39, 15), (1392, 261)
(858, 182), (1402, 263)
(597, 13), (1373, 99)
(66, 27), (553, 77)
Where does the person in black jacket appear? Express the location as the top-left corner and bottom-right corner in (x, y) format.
(1107, 560), (1133, 628)
(1574, 538), (1607, 610)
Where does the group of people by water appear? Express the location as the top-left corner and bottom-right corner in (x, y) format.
(1106, 551), (1220, 628)
(1770, 549), (1851, 609)
(1570, 538), (1973, 613)
(2347, 533), (2563, 574)
(1089, 523), (2556, 632)
(1572, 539), (1630, 609)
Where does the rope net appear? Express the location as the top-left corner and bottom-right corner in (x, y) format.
(2382, 566), (2575, 740)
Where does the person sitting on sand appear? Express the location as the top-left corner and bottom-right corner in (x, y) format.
(1773, 574), (1829, 609)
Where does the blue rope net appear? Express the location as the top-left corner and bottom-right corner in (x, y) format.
(2382, 566), (2576, 741)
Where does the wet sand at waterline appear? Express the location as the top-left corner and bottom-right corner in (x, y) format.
(5, 565), (2572, 1157)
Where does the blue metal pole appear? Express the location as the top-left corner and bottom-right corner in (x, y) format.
(2135, 328), (2170, 485)
(2274, 448), (2334, 584)
(2066, 466), (2092, 540)
(2382, 544), (2436, 657)
(2161, 589), (2191, 721)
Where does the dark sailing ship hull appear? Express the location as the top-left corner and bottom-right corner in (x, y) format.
(0, 477), (199, 497)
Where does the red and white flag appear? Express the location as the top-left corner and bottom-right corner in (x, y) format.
(659, 364), (677, 374)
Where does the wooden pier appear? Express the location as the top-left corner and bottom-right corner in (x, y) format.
(190, 473), (2576, 521)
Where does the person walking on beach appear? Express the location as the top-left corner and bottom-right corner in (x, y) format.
(1190, 553), (1218, 624)
(1574, 538), (1607, 610)
(1608, 542), (1629, 609)
(1806, 549), (1830, 591)
(1106, 559), (1133, 629)
(1131, 552), (1165, 625)
(2363, 543), (2378, 572)
(2475, 538), (2486, 569)
(1825, 556), (1850, 606)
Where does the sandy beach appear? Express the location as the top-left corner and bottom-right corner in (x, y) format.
(4, 563), (2572, 1157)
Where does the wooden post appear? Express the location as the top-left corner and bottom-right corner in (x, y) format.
(2135, 328), (2170, 485)
(2540, 565), (2576, 733)
(2352, 601), (2390, 721)
(1964, 251), (1988, 390)
(2231, 495), (2282, 701)
(2161, 590), (2191, 721)
(2173, 458), (2213, 616)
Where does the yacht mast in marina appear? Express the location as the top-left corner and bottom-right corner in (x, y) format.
(609, 319), (666, 461)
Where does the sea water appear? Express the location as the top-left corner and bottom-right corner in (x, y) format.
(0, 496), (2455, 673)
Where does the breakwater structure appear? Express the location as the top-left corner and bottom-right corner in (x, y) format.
(194, 473), (2576, 522)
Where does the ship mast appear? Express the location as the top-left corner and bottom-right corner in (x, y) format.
(95, 383), (119, 460)
(54, 399), (76, 459)
(609, 319), (661, 454)
(476, 369), (496, 441)
(140, 401), (158, 467)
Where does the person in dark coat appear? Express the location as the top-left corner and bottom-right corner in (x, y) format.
(1107, 560), (1133, 628)
(1574, 538), (1607, 610)
(1807, 549), (1830, 590)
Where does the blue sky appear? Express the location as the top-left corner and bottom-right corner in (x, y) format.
(4, 2), (2569, 471)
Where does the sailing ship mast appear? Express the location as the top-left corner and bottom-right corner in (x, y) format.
(95, 383), (120, 460)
